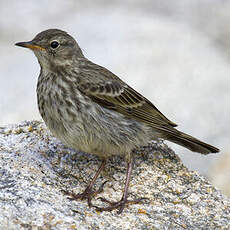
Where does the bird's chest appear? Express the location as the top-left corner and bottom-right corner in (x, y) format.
(36, 73), (88, 134)
(37, 75), (73, 124)
(37, 76), (61, 120)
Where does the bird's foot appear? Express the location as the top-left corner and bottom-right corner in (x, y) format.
(63, 180), (108, 207)
(93, 196), (145, 214)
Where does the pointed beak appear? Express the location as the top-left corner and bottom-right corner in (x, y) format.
(15, 41), (45, 51)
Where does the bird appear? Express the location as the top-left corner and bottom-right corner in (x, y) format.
(15, 29), (219, 214)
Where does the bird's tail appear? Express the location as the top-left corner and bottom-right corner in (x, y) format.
(157, 127), (219, 154)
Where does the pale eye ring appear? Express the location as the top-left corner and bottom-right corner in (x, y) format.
(50, 40), (60, 49)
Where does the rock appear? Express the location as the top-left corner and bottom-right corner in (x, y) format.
(0, 120), (229, 230)
(209, 151), (230, 197)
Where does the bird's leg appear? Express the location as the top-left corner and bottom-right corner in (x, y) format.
(64, 159), (107, 207)
(93, 155), (143, 214)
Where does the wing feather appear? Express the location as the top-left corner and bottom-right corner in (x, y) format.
(79, 80), (177, 127)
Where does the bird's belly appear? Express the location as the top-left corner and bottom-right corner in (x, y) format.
(38, 93), (152, 158)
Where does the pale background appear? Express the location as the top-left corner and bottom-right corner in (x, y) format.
(0, 0), (229, 193)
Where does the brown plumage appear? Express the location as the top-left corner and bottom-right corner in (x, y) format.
(15, 29), (219, 213)
(77, 62), (218, 155)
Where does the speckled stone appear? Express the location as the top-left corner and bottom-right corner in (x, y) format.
(0, 121), (229, 230)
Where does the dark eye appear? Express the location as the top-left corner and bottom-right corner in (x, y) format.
(50, 40), (60, 49)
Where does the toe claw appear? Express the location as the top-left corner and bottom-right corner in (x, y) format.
(93, 196), (147, 213)
(62, 181), (110, 207)
(94, 180), (108, 196)
(97, 197), (112, 204)
(98, 180), (109, 192)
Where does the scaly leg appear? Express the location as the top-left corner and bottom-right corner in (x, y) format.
(93, 156), (143, 214)
(63, 159), (107, 207)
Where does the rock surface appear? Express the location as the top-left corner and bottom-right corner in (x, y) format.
(209, 151), (230, 198)
(0, 121), (229, 230)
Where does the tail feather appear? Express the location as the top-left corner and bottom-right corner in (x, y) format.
(157, 127), (219, 155)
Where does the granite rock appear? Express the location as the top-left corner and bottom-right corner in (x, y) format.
(0, 121), (229, 230)
(209, 151), (230, 197)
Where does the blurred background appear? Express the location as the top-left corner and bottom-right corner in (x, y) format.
(0, 0), (229, 196)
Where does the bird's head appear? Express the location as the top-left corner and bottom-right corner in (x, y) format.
(15, 29), (84, 69)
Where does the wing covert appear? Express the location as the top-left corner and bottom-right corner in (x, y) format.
(79, 80), (177, 127)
